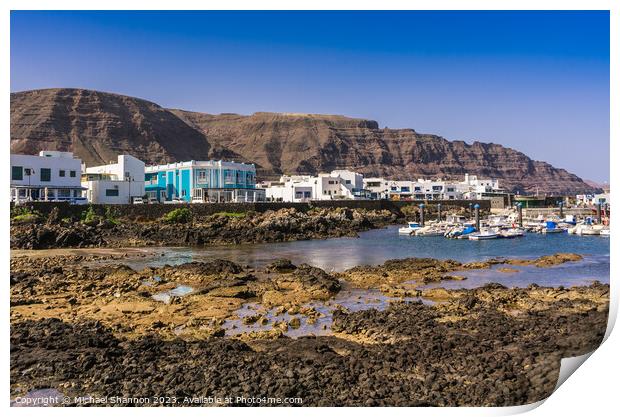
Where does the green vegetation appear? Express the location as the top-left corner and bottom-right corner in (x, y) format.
(11, 207), (42, 224)
(162, 207), (192, 224)
(81, 206), (100, 223)
(104, 206), (120, 225)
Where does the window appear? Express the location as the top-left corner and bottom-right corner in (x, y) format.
(70, 170), (76, 178)
(447, 187), (455, 192)
(181, 189), (187, 197)
(11, 166), (23, 181)
(40, 168), (51, 182)
(59, 170), (65, 177)
(58, 189), (70, 198)
(345, 180), (351, 184)
(105, 189), (119, 197)
(414, 187), (421, 191)
(224, 170), (234, 185)
(197, 170), (208, 184)
(24, 168), (32, 176)
(401, 187), (410, 192)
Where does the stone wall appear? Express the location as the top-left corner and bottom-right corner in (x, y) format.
(12, 199), (492, 221)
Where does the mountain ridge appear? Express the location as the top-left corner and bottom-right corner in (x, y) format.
(10, 88), (600, 194)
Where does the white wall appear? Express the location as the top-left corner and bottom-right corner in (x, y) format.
(11, 152), (82, 188)
(84, 155), (145, 203)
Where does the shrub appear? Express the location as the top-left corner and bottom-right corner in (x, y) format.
(81, 206), (100, 223)
(10, 207), (42, 224)
(105, 206), (120, 225)
(162, 208), (192, 224)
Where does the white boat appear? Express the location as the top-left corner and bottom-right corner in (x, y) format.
(468, 229), (498, 240)
(415, 226), (446, 236)
(542, 227), (565, 234)
(398, 222), (422, 235)
(571, 223), (604, 236)
(580, 226), (602, 236)
(600, 228), (610, 237)
(499, 228), (525, 239)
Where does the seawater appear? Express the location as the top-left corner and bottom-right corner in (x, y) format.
(123, 226), (609, 288)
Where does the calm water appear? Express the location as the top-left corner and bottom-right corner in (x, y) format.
(122, 226), (610, 287)
(221, 289), (434, 338)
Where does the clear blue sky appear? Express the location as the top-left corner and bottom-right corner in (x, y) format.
(11, 11), (610, 182)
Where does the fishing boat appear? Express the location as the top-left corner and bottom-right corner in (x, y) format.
(398, 222), (422, 235)
(468, 229), (498, 240)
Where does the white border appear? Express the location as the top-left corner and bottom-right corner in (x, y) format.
(2, 2), (616, 416)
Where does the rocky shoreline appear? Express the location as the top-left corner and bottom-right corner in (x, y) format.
(10, 207), (399, 249)
(10, 251), (609, 406)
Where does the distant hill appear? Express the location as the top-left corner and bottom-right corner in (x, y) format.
(584, 180), (610, 193)
(11, 88), (600, 195)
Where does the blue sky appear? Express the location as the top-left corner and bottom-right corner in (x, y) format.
(11, 11), (610, 182)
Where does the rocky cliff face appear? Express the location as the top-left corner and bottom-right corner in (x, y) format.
(11, 88), (598, 194)
(170, 110), (597, 194)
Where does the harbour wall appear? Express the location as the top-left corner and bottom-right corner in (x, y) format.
(12, 199), (492, 221)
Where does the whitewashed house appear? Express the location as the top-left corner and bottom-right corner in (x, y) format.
(262, 170), (368, 202)
(387, 179), (463, 200)
(457, 174), (503, 199)
(363, 177), (390, 200)
(10, 151), (87, 204)
(82, 155), (146, 204)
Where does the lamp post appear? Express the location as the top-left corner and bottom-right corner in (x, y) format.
(474, 203), (480, 231)
(419, 203), (425, 226)
(437, 203), (442, 222)
(517, 202), (523, 227)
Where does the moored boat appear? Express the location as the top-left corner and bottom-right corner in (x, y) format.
(468, 229), (498, 240)
(498, 228), (525, 239)
(398, 222), (422, 235)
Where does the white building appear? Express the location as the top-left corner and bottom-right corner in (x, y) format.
(576, 193), (610, 207)
(82, 155), (146, 204)
(262, 170), (367, 202)
(10, 151), (87, 204)
(363, 177), (390, 200)
(363, 174), (502, 201)
(387, 179), (464, 200)
(457, 174), (503, 199)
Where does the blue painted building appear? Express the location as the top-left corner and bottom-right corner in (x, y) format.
(144, 160), (264, 203)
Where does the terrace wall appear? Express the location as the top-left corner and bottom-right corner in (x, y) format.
(12, 199), (492, 221)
